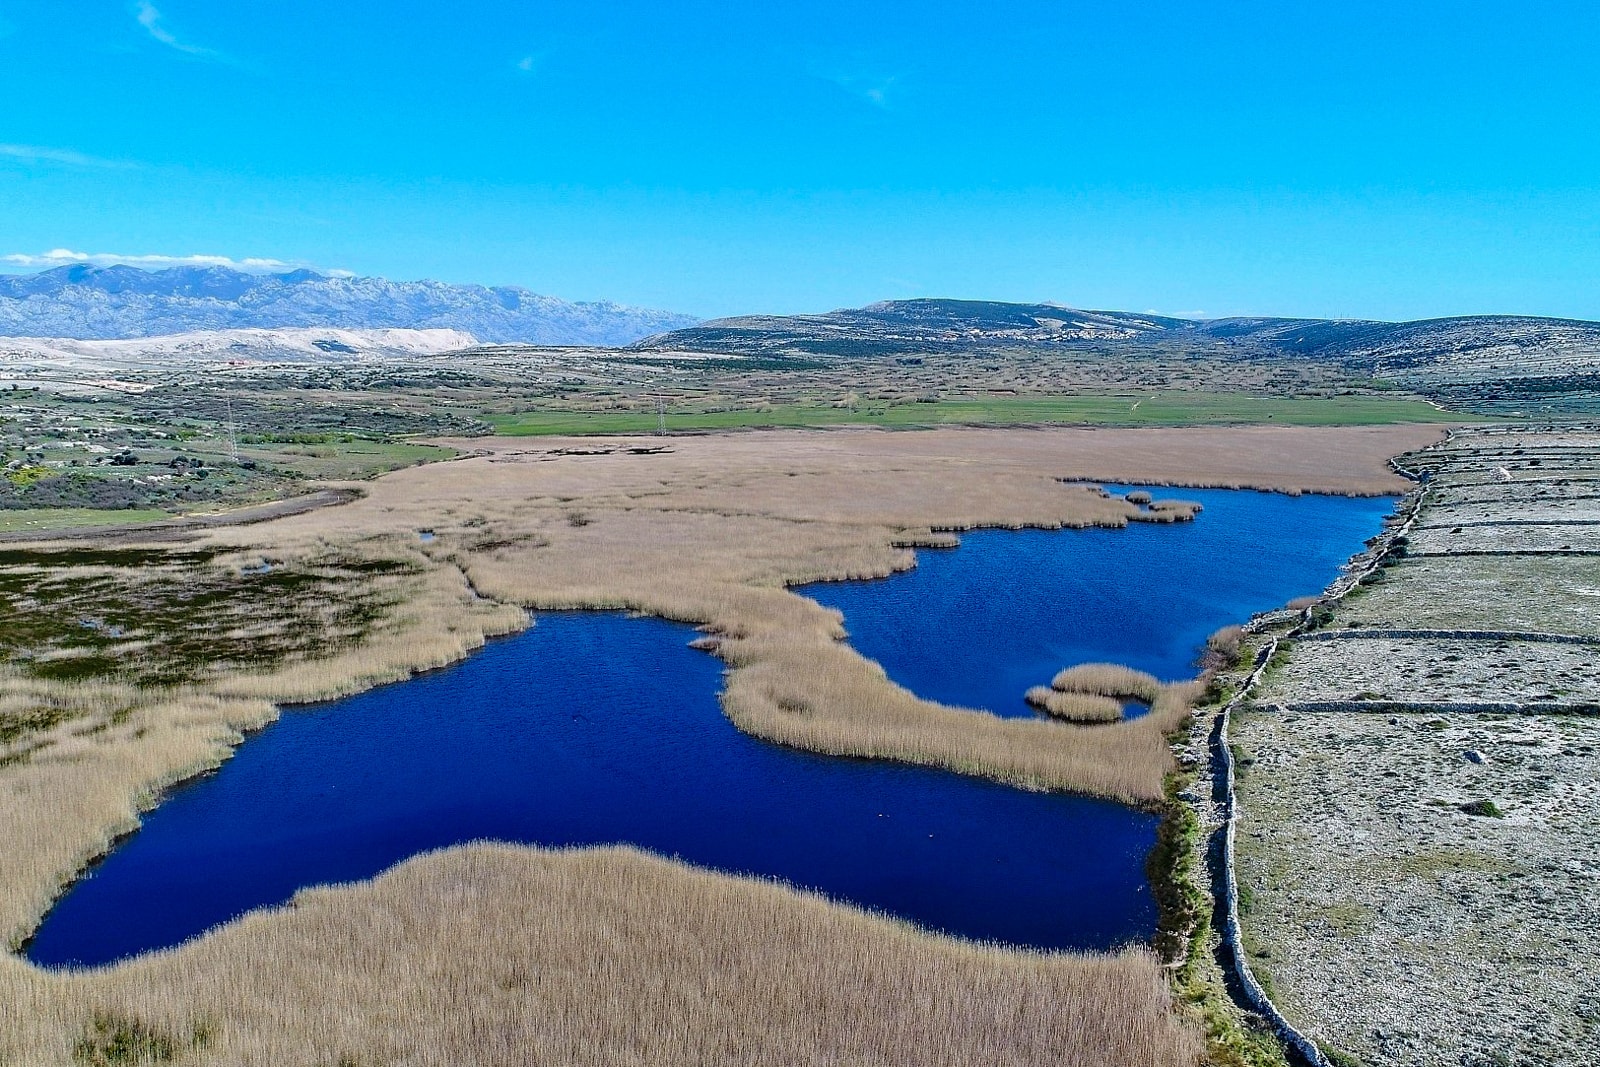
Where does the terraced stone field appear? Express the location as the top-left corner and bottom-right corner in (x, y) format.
(1231, 424), (1600, 1067)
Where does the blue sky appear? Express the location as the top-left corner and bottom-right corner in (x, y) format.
(2, 1), (1598, 319)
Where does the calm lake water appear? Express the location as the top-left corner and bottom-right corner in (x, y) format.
(803, 485), (1395, 717)
(26, 485), (1393, 969)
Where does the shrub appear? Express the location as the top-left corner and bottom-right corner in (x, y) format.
(1200, 625), (1244, 671)
(73, 1012), (178, 1066)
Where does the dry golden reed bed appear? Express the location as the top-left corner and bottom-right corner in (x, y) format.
(6, 846), (1202, 1066)
(1027, 663), (1166, 722)
(0, 424), (1437, 1066)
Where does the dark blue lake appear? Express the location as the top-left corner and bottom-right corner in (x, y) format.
(25, 613), (1159, 969)
(24, 485), (1392, 970)
(802, 485), (1395, 717)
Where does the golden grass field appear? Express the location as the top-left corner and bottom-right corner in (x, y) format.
(6, 846), (1204, 1067)
(0, 424), (1440, 1066)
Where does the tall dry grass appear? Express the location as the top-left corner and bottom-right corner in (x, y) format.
(1130, 500), (1203, 523)
(1201, 624), (1246, 672)
(0, 424), (1422, 1065)
(0, 548), (521, 950)
(1, 846), (1203, 1067)
(1050, 663), (1164, 703)
(1024, 686), (1125, 722)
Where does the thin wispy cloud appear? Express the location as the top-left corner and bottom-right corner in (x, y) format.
(0, 143), (138, 170)
(2, 250), (306, 273)
(516, 54), (538, 75)
(133, 1), (228, 61)
(818, 69), (900, 109)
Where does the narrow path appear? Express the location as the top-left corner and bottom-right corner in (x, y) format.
(0, 488), (361, 543)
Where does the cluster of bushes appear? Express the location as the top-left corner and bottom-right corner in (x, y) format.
(0, 471), (222, 510)
(130, 390), (488, 438)
(0, 473), (149, 510)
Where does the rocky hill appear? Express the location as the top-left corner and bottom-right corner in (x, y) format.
(636, 299), (1600, 411)
(0, 265), (698, 346)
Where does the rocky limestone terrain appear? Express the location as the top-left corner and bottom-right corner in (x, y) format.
(1232, 424), (1600, 1067)
(638, 299), (1600, 416)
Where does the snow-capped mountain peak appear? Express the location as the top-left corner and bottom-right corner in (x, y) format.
(0, 265), (698, 346)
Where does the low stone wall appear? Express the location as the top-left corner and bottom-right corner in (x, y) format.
(1269, 699), (1600, 716)
(1213, 641), (1327, 1067)
(1410, 548), (1600, 557)
(1414, 518), (1600, 529)
(1205, 444), (1438, 1066)
(1298, 627), (1600, 646)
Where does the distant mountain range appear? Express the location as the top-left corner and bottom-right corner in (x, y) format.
(636, 298), (1600, 401)
(6, 273), (1596, 410)
(0, 265), (698, 346)
(636, 297), (1600, 367)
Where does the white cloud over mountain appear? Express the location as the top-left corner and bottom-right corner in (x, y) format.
(0, 262), (697, 346)
(2, 250), (302, 271)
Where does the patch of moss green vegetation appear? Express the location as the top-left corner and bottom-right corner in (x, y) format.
(1397, 848), (1516, 879)
(1458, 799), (1505, 818)
(73, 1012), (211, 1066)
(1320, 1044), (1373, 1067)
(1152, 770), (1291, 1067)
(0, 509), (171, 534)
(0, 547), (219, 568)
(1150, 776), (1206, 961)
(487, 391), (1468, 435)
(0, 546), (421, 692)
(73, 1013), (176, 1066)
(0, 704), (79, 745)
(1236, 882), (1256, 916)
(1314, 901), (1377, 937)
(254, 439), (456, 481)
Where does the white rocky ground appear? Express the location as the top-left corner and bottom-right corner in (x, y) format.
(1233, 708), (1600, 1067)
(0, 327), (478, 369)
(1233, 425), (1600, 1067)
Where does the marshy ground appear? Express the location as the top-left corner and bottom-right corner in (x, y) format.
(1, 334), (1459, 534)
(1229, 424), (1600, 1066)
(0, 422), (1437, 1066)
